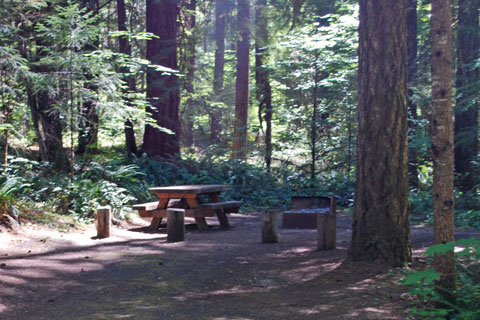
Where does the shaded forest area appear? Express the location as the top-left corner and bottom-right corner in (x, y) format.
(1, 0), (480, 318)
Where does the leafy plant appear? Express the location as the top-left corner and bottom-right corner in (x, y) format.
(402, 238), (480, 319)
(0, 176), (28, 227)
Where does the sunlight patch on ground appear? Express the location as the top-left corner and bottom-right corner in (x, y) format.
(213, 317), (254, 320)
(362, 307), (389, 314)
(280, 261), (342, 282)
(297, 305), (331, 314)
(346, 278), (376, 291)
(0, 274), (28, 285)
(172, 286), (269, 302)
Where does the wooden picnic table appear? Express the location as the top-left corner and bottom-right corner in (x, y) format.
(133, 184), (242, 230)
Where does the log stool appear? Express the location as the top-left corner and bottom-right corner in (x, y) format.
(262, 210), (279, 243)
(96, 206), (111, 238)
(167, 209), (185, 242)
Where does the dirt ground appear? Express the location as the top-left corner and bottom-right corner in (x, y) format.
(1, 213), (479, 320)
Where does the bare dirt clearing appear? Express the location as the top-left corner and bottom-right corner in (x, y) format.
(1, 213), (479, 320)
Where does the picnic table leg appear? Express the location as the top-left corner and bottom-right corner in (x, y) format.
(195, 217), (209, 231)
(209, 193), (230, 228)
(148, 217), (163, 230)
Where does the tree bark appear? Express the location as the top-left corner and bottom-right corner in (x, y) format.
(348, 0), (411, 267)
(142, 0), (180, 158)
(430, 0), (456, 292)
(407, 0), (419, 188)
(454, 0), (479, 193)
(22, 4), (68, 170)
(27, 87), (67, 171)
(255, 0), (273, 170)
(211, 0), (228, 143)
(117, 0), (138, 156)
(232, 0), (250, 159)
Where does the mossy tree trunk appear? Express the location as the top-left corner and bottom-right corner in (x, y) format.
(348, 0), (411, 267)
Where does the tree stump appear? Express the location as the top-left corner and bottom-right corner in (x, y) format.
(96, 206), (111, 238)
(262, 210), (278, 243)
(167, 209), (185, 242)
(317, 212), (336, 250)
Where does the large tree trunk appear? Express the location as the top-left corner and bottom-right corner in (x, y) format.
(454, 0), (479, 193)
(27, 87), (67, 171)
(348, 0), (411, 267)
(117, 0), (138, 156)
(232, 0), (250, 159)
(22, 6), (68, 171)
(430, 0), (455, 292)
(142, 0), (180, 158)
(211, 0), (227, 143)
(255, 0), (272, 170)
(407, 0), (419, 188)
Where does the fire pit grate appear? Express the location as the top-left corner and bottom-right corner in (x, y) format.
(282, 196), (336, 229)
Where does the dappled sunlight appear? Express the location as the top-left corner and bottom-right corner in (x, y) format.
(0, 274), (28, 285)
(280, 261), (342, 282)
(173, 285), (269, 302)
(362, 307), (390, 314)
(212, 317), (254, 320)
(2, 212), (466, 319)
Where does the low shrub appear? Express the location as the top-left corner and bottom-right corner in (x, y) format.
(402, 238), (480, 319)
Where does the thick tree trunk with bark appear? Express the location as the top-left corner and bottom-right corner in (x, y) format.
(348, 0), (411, 267)
(117, 0), (138, 156)
(255, 0), (272, 170)
(142, 0), (180, 158)
(430, 0), (455, 292)
(28, 87), (67, 170)
(211, 0), (227, 143)
(454, 0), (479, 193)
(407, 0), (419, 188)
(232, 0), (250, 159)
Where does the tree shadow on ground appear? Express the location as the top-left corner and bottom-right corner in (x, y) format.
(1, 213), (478, 320)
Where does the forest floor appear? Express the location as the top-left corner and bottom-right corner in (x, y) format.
(1, 212), (479, 320)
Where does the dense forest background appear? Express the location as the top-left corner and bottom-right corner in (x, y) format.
(0, 0), (479, 231)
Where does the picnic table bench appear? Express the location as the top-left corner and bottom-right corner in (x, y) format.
(132, 185), (242, 230)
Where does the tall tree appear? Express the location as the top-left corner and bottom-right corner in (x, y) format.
(349, 0), (411, 267)
(142, 0), (180, 158)
(76, 0), (99, 155)
(211, 0), (228, 143)
(116, 0), (138, 156)
(21, 4), (68, 170)
(181, 0), (197, 148)
(232, 0), (250, 159)
(255, 0), (273, 169)
(454, 0), (479, 192)
(430, 0), (455, 291)
(407, 0), (419, 188)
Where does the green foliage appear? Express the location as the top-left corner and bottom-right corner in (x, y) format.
(131, 154), (354, 211)
(0, 175), (28, 224)
(5, 156), (140, 222)
(402, 238), (480, 319)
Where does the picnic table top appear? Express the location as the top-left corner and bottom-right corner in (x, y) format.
(149, 184), (231, 195)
